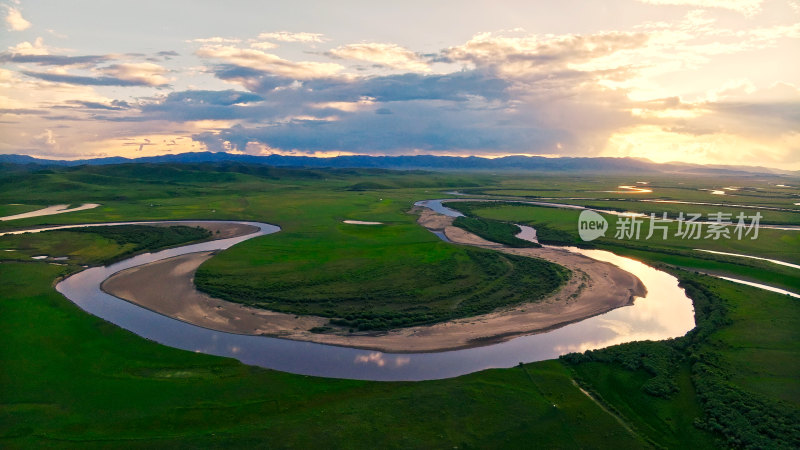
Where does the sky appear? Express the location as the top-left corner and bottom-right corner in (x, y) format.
(1, 0), (798, 169)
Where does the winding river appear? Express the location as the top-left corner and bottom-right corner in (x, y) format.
(9, 196), (794, 380)
(38, 208), (702, 381)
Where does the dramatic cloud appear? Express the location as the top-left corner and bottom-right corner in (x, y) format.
(5, 7), (31, 31)
(328, 43), (430, 72)
(1, 2), (798, 168)
(193, 98), (568, 154)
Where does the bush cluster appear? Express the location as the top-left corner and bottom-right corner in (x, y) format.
(563, 275), (800, 448)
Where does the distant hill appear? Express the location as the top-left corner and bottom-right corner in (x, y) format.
(0, 152), (794, 176)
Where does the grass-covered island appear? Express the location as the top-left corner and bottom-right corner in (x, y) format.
(195, 231), (568, 330)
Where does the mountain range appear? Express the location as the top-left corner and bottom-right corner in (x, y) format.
(0, 152), (795, 176)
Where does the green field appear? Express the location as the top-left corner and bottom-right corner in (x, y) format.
(464, 174), (800, 210)
(1, 163), (798, 448)
(451, 201), (800, 292)
(196, 232), (568, 330)
(0, 203), (44, 218)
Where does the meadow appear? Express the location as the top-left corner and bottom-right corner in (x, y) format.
(1, 163), (798, 448)
(452, 201), (800, 293)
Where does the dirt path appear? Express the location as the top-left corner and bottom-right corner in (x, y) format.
(101, 212), (645, 352)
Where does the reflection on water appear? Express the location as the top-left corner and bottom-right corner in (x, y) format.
(55, 219), (697, 381)
(430, 230), (451, 242)
(355, 352), (411, 368)
(515, 224), (538, 243)
(602, 185), (654, 194)
(414, 200), (464, 217)
(547, 246), (696, 353)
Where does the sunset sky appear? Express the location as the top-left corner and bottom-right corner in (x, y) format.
(1, 0), (798, 168)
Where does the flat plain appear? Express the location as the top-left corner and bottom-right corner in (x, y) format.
(1, 163), (798, 448)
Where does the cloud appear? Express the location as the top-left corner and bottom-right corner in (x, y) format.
(135, 90), (272, 122)
(21, 70), (160, 86)
(0, 53), (110, 66)
(65, 100), (130, 110)
(153, 50), (179, 61)
(163, 89), (263, 106)
(5, 13), (798, 169)
(250, 41), (278, 50)
(158, 29), (652, 156)
(256, 31), (325, 43)
(7, 37), (50, 55)
(442, 30), (648, 78)
(328, 43), (430, 72)
(192, 96), (573, 155)
(189, 36), (241, 44)
(0, 108), (46, 115)
(636, 0), (764, 16)
(5, 7), (31, 31)
(702, 83), (800, 135)
(196, 44), (343, 79)
(99, 63), (170, 86)
(213, 69), (510, 103)
(31, 129), (58, 151)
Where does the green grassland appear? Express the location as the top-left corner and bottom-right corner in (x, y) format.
(0, 263), (646, 448)
(451, 202), (800, 292)
(461, 173), (800, 210)
(456, 174), (800, 226)
(1, 163), (798, 447)
(0, 203), (44, 218)
(196, 234), (568, 330)
(0, 164), (569, 331)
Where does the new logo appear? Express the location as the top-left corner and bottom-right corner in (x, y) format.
(578, 210), (608, 241)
